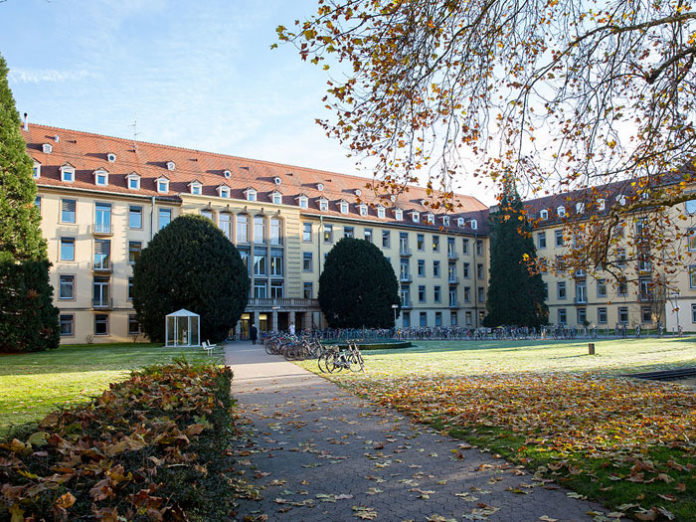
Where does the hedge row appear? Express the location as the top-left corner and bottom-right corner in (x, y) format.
(0, 360), (258, 520)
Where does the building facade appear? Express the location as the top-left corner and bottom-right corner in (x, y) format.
(24, 124), (488, 343)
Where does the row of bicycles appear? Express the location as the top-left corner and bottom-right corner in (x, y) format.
(263, 334), (365, 373)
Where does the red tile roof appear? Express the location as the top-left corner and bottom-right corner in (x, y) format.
(24, 123), (488, 233)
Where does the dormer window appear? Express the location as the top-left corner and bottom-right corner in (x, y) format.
(60, 164), (75, 183)
(597, 198), (606, 211)
(216, 185), (231, 198)
(557, 206), (566, 217)
(339, 201), (349, 214)
(244, 188), (257, 202)
(457, 217), (465, 227)
(358, 203), (368, 216)
(539, 209), (549, 220)
(42, 143), (52, 154)
(271, 191), (283, 205)
(394, 208), (403, 220)
(355, 189), (362, 197)
(126, 172), (140, 190)
(377, 206), (386, 219)
(616, 194), (626, 205)
(471, 219), (478, 230)
(189, 181), (203, 195)
(94, 169), (109, 187)
(32, 161), (41, 179)
(274, 177), (282, 185)
(426, 213), (435, 225)
(317, 183), (324, 191)
(166, 161), (176, 171)
(411, 211), (420, 223)
(223, 170), (231, 179)
(576, 202), (585, 214)
(390, 195), (396, 202)
(318, 197), (328, 211)
(107, 153), (116, 163)
(442, 216), (450, 226)
(296, 194), (308, 209)
(157, 177), (169, 194)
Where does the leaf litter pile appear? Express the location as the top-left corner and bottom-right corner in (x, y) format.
(339, 371), (696, 520)
(0, 360), (259, 521)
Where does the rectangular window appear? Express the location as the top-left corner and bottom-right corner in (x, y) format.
(303, 252), (313, 272)
(128, 276), (134, 300)
(129, 205), (142, 229)
(419, 312), (427, 327)
(95, 202), (111, 234)
(238, 248), (249, 274)
(477, 263), (484, 279)
(270, 250), (283, 276)
(400, 259), (410, 280)
(270, 218), (282, 245)
(449, 287), (457, 306)
(433, 260), (440, 277)
(253, 251), (267, 276)
(537, 232), (546, 249)
(434, 286), (441, 303)
(448, 263), (456, 282)
(464, 287), (471, 302)
(557, 281), (566, 299)
(450, 311), (458, 326)
(597, 278), (607, 298)
(641, 307), (652, 323)
(435, 311), (442, 327)
(690, 266), (696, 288)
(128, 241), (141, 265)
(61, 199), (76, 223)
(402, 311), (410, 328)
(618, 306), (629, 324)
(254, 216), (265, 243)
(128, 314), (141, 335)
(575, 281), (587, 304)
(555, 229), (564, 246)
(476, 240), (483, 256)
(364, 228), (373, 243)
(558, 308), (567, 324)
(219, 213), (232, 240)
(59, 275), (74, 300)
(462, 239), (469, 254)
(598, 307), (607, 324)
(577, 307), (586, 325)
(303, 222), (312, 242)
(94, 314), (109, 335)
(201, 209), (213, 222)
(93, 276), (110, 307)
(303, 282), (313, 299)
(399, 232), (409, 254)
(417, 259), (425, 276)
(344, 226), (354, 238)
(432, 235), (440, 252)
(382, 230), (390, 248)
(463, 263), (470, 278)
(689, 228), (696, 251)
(59, 314), (74, 336)
(253, 280), (267, 298)
(618, 278), (628, 296)
(447, 237), (456, 257)
(94, 239), (111, 270)
(60, 237), (75, 261)
(158, 208), (172, 231)
(324, 224), (333, 243)
(417, 234), (424, 251)
(465, 311), (472, 326)
(400, 287), (410, 307)
(35, 196), (41, 211)
(477, 287), (485, 303)
(418, 285), (426, 303)
(237, 215), (248, 243)
(270, 280), (284, 298)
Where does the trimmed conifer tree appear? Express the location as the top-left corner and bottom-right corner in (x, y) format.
(483, 182), (548, 328)
(0, 54), (59, 352)
(132, 215), (249, 343)
(318, 237), (400, 328)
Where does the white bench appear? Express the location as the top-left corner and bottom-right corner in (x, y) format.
(201, 340), (217, 355)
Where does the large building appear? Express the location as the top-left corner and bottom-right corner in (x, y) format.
(24, 123), (489, 343)
(21, 123), (696, 343)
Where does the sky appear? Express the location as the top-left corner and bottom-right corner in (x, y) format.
(0, 0), (495, 205)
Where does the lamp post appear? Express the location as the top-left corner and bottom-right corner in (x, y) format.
(391, 304), (399, 337)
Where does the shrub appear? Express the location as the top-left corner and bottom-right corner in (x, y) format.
(0, 361), (258, 520)
(133, 215), (249, 343)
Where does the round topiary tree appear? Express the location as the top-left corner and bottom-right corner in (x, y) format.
(318, 237), (400, 328)
(132, 215), (249, 343)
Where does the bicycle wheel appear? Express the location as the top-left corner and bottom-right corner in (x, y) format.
(317, 352), (331, 373)
(326, 352), (343, 373)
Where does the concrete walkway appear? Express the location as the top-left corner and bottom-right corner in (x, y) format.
(225, 342), (611, 521)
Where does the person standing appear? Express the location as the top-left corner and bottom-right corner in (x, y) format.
(250, 324), (258, 345)
(289, 322), (295, 336)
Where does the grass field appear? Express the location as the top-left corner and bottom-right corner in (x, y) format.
(299, 337), (696, 519)
(0, 343), (223, 437)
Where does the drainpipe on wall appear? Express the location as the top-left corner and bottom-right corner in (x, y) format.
(472, 232), (478, 328)
(318, 215), (323, 328)
(150, 196), (156, 240)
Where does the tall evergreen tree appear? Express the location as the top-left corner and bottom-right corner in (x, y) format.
(0, 54), (59, 352)
(318, 237), (400, 328)
(483, 181), (548, 328)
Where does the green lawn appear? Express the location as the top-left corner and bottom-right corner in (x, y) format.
(0, 343), (223, 437)
(299, 337), (696, 519)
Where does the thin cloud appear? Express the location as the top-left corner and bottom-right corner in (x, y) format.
(9, 69), (97, 84)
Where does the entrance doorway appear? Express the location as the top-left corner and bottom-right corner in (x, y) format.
(239, 313), (250, 340)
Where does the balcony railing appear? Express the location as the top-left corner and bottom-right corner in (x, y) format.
(400, 300), (413, 309)
(574, 296), (587, 304)
(448, 276), (459, 284)
(399, 274), (412, 283)
(447, 251), (459, 260)
(93, 258), (111, 272)
(92, 223), (112, 236)
(449, 301), (459, 308)
(93, 297), (113, 309)
(399, 247), (412, 256)
(246, 297), (320, 308)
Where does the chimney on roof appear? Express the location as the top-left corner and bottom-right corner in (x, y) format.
(23, 113), (28, 131)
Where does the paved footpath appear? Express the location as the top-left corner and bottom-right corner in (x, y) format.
(225, 342), (612, 522)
